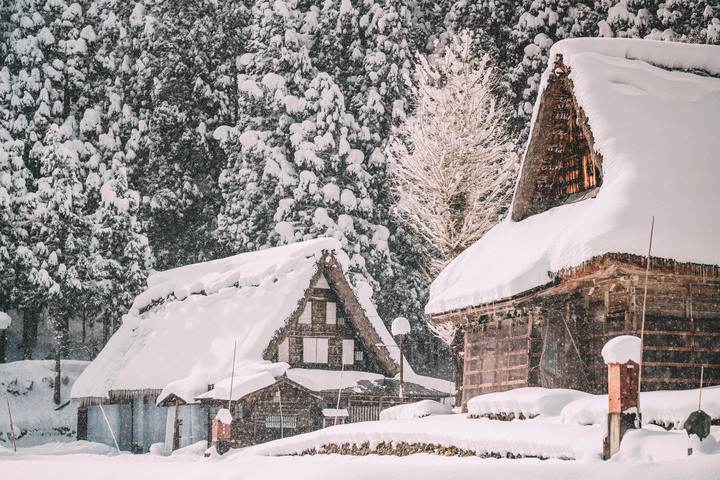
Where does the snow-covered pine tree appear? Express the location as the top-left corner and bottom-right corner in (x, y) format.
(388, 31), (517, 280)
(91, 160), (152, 342)
(0, 140), (32, 313)
(31, 123), (90, 370)
(217, 0), (311, 252)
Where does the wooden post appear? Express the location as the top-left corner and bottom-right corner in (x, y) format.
(172, 399), (180, 451)
(77, 405), (88, 441)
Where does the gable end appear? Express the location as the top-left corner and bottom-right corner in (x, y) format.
(263, 252), (400, 377)
(512, 59), (603, 222)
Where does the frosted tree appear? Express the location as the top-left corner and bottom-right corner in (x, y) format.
(388, 32), (518, 279)
(91, 160), (153, 342)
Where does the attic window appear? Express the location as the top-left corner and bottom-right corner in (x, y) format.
(512, 60), (603, 221)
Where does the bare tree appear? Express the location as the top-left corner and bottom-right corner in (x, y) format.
(388, 31), (518, 278)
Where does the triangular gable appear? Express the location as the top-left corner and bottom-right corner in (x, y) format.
(512, 58), (603, 222)
(263, 253), (400, 377)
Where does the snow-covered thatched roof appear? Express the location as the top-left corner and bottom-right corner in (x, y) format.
(427, 38), (720, 315)
(73, 237), (452, 403)
(71, 238), (345, 401)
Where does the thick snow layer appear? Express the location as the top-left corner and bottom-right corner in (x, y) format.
(427, 39), (720, 314)
(601, 336), (641, 364)
(5, 437), (720, 480)
(215, 409), (232, 425)
(467, 388), (591, 418)
(1, 360), (89, 446)
(240, 414), (602, 461)
(379, 400), (452, 420)
(71, 238), (345, 400)
(286, 368), (385, 392)
(562, 386), (720, 429)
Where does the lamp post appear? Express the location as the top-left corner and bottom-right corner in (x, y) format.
(391, 317), (411, 401)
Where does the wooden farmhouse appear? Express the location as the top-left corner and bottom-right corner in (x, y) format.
(425, 38), (720, 411)
(71, 238), (450, 452)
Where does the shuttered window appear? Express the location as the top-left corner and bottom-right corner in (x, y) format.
(342, 339), (354, 365)
(303, 337), (329, 364)
(265, 416), (297, 429)
(326, 302), (337, 324)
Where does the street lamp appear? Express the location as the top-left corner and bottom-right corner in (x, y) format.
(391, 317), (411, 400)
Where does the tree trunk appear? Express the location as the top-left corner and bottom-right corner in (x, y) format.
(21, 306), (40, 360)
(0, 329), (6, 363)
(54, 344), (62, 405)
(53, 312), (62, 405)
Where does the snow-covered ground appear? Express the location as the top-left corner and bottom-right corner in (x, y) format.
(5, 378), (720, 479)
(0, 360), (89, 447)
(2, 432), (720, 480)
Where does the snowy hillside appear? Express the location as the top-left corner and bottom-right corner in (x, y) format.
(1, 360), (88, 447)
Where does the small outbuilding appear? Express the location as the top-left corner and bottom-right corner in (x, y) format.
(426, 39), (720, 410)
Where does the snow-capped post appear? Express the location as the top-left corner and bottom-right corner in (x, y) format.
(392, 317), (411, 400)
(211, 408), (232, 455)
(602, 335), (641, 460)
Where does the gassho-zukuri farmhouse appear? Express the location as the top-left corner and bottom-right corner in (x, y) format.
(426, 38), (720, 411)
(71, 238), (451, 452)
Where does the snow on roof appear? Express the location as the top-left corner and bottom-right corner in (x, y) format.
(71, 238), (344, 400)
(195, 372), (278, 402)
(427, 38), (720, 314)
(601, 335), (641, 365)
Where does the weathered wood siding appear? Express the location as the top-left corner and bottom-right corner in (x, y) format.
(435, 256), (720, 411)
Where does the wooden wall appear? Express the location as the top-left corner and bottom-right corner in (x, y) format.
(438, 257), (720, 411)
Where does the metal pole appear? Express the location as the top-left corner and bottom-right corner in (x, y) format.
(5, 391), (16, 452)
(399, 336), (404, 400)
(99, 404), (120, 451)
(637, 216), (655, 428)
(334, 358), (345, 426)
(228, 341), (237, 411)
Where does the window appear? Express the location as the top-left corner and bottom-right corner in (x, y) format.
(233, 405), (243, 420)
(265, 416), (297, 429)
(355, 351), (364, 362)
(303, 337), (329, 364)
(342, 339), (354, 365)
(298, 301), (312, 324)
(326, 302), (337, 325)
(278, 338), (289, 363)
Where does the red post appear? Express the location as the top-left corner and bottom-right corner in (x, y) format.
(5, 391), (17, 452)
